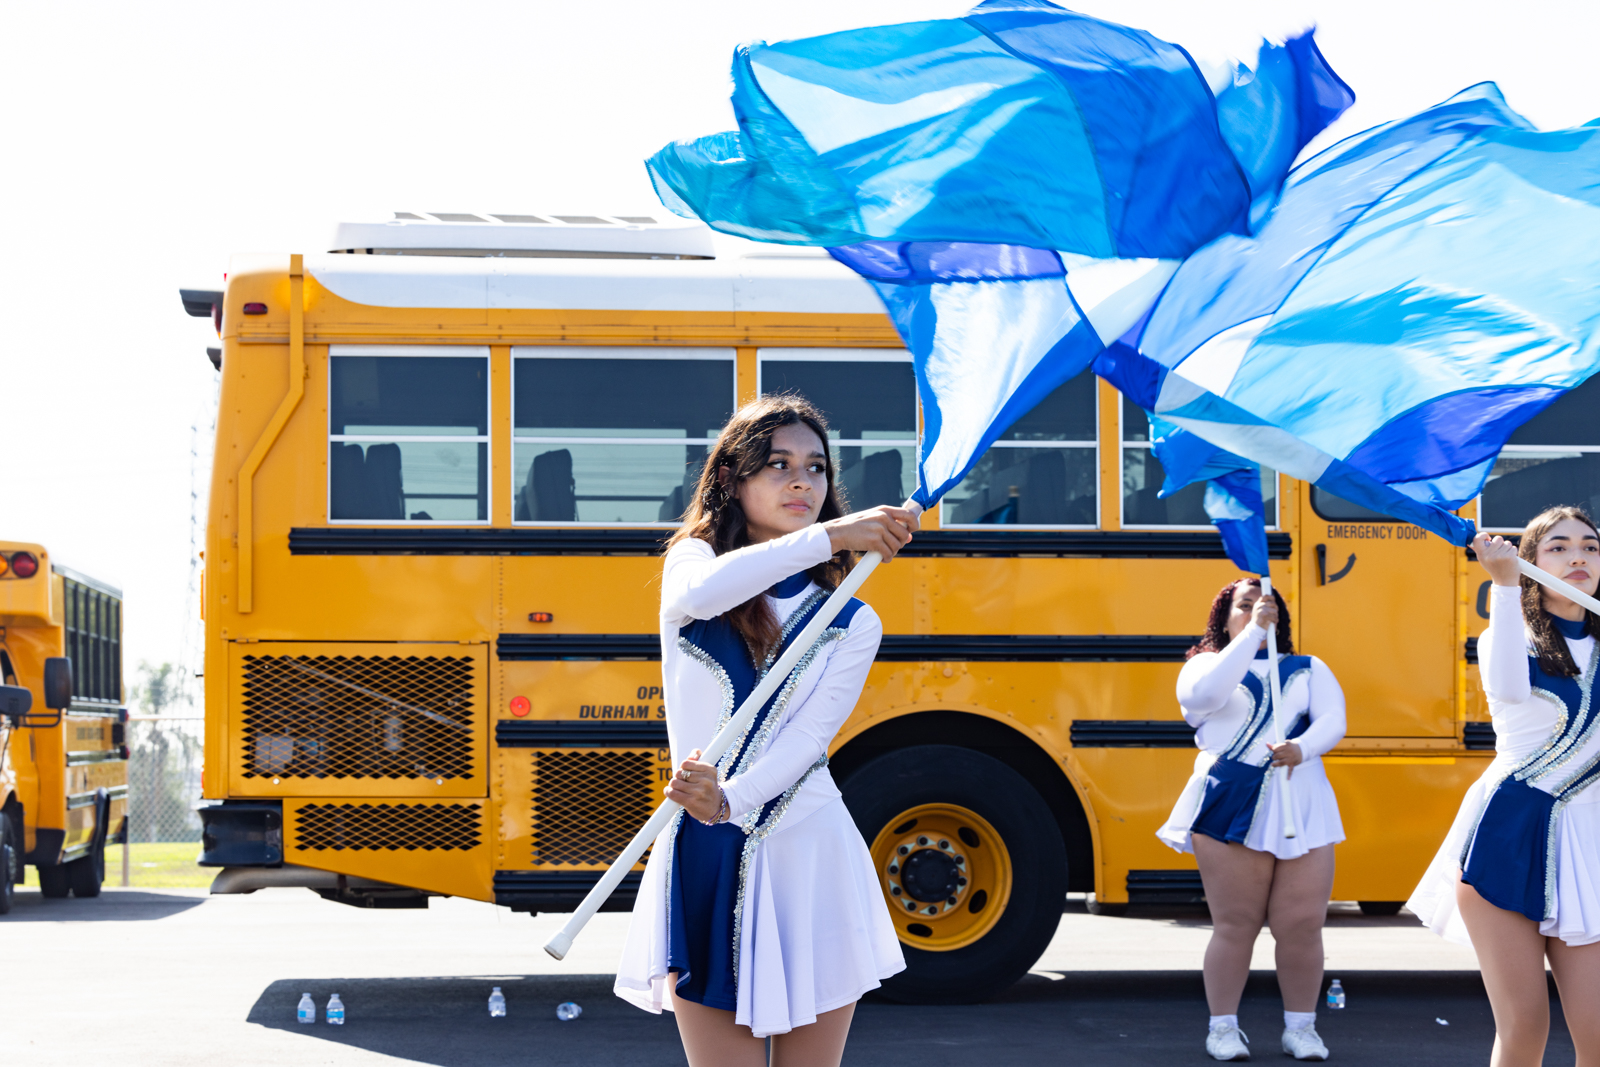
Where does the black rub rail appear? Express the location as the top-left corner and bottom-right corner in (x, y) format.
(493, 870), (643, 914)
(1069, 721), (1198, 747)
(495, 720), (668, 747)
(290, 527), (1291, 560)
(495, 633), (1200, 663)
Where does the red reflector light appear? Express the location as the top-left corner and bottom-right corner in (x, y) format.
(10, 552), (38, 578)
(509, 696), (531, 717)
(242, 302), (267, 315)
(528, 612), (554, 623)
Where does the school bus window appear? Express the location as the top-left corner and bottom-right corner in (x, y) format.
(757, 349), (916, 511)
(328, 346), (490, 523)
(1481, 375), (1600, 530)
(1309, 486), (1393, 522)
(1121, 396), (1278, 527)
(941, 370), (1098, 527)
(511, 348), (735, 524)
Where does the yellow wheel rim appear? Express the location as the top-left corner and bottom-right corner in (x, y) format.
(869, 803), (1012, 952)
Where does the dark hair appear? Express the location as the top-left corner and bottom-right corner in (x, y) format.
(1518, 505), (1600, 678)
(665, 393), (852, 662)
(1186, 577), (1293, 660)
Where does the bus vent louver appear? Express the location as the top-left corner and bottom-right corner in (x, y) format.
(240, 655), (475, 780)
(294, 802), (482, 851)
(531, 751), (655, 865)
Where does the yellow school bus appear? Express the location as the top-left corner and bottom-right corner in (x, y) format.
(188, 212), (1574, 1000)
(0, 541), (129, 912)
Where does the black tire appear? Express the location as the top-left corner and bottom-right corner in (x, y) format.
(840, 744), (1068, 1004)
(38, 862), (70, 899)
(1358, 900), (1403, 917)
(68, 842), (104, 898)
(0, 820), (15, 915)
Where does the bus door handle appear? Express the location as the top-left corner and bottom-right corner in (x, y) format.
(1315, 544), (1356, 586)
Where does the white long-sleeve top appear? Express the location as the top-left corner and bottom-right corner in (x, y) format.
(660, 525), (882, 822)
(1175, 622), (1347, 764)
(1478, 583), (1597, 782)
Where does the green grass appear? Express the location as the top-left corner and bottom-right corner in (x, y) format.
(23, 842), (212, 889)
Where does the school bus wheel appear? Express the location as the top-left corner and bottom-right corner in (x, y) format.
(841, 743), (1067, 1004)
(0, 817), (15, 915)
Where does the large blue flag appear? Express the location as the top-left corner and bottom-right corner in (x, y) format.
(1097, 83), (1600, 546)
(648, 1), (1351, 510)
(648, 0), (1291, 257)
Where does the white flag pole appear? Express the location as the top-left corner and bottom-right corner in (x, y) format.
(1258, 576), (1299, 840)
(1516, 557), (1600, 616)
(542, 506), (915, 960)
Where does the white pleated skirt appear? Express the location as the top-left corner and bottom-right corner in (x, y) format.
(1408, 764), (1600, 948)
(614, 796), (905, 1037)
(1157, 751), (1345, 860)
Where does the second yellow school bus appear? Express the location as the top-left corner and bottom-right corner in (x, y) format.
(188, 212), (1577, 1001)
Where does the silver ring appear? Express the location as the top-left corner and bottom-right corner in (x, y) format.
(682, 770), (692, 783)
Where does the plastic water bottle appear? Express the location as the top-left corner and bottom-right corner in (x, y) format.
(1327, 979), (1346, 1010)
(297, 993), (315, 1024)
(327, 993), (345, 1025)
(488, 987), (507, 1018)
(556, 1001), (583, 1021)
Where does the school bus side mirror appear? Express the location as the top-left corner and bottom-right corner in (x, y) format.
(44, 657), (72, 710)
(0, 684), (31, 724)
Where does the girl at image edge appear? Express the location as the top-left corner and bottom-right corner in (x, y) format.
(1408, 507), (1600, 1067)
(1157, 578), (1348, 1062)
(614, 394), (913, 1067)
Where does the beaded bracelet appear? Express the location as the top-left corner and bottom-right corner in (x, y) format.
(699, 787), (730, 827)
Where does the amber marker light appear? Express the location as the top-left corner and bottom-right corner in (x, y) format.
(528, 612), (554, 623)
(509, 696), (531, 717)
(9, 552), (38, 578)
(0, 555), (9, 577)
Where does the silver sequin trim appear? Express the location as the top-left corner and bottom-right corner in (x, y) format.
(730, 755), (831, 988)
(724, 621), (850, 988)
(1223, 665), (1311, 764)
(1519, 646), (1600, 785)
(1458, 641), (1600, 883)
(661, 807), (687, 950)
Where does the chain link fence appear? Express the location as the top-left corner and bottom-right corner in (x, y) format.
(126, 716), (205, 843)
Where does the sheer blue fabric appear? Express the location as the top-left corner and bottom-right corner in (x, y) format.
(647, 4), (1350, 511)
(1100, 84), (1600, 546)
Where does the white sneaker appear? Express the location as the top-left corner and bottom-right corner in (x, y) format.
(1206, 1024), (1251, 1061)
(1281, 1025), (1329, 1061)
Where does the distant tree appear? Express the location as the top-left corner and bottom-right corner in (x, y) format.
(128, 661), (202, 842)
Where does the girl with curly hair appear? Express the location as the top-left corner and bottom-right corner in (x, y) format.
(1157, 577), (1348, 1061)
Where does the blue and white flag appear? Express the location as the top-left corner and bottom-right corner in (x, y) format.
(1097, 83), (1600, 546)
(1146, 416), (1272, 574)
(649, 1), (1351, 514)
(648, 0), (1311, 257)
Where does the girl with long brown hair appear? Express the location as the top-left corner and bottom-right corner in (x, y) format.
(614, 394), (915, 1067)
(1409, 506), (1600, 1066)
(1157, 578), (1348, 1061)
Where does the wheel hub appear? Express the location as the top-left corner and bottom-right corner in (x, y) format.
(884, 831), (969, 917)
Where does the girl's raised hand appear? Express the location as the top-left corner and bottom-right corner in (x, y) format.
(822, 506), (917, 560)
(1250, 594), (1279, 632)
(1474, 531), (1521, 587)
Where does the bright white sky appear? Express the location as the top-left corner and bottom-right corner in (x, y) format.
(3, 0), (1598, 698)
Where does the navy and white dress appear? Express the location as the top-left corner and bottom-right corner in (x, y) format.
(1157, 621), (1348, 860)
(1410, 586), (1600, 946)
(614, 525), (905, 1036)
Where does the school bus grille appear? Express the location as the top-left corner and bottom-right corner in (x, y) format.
(293, 802), (483, 851)
(240, 654), (476, 780)
(531, 750), (656, 866)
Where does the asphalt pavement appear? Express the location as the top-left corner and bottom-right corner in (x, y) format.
(4, 887), (1577, 1065)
